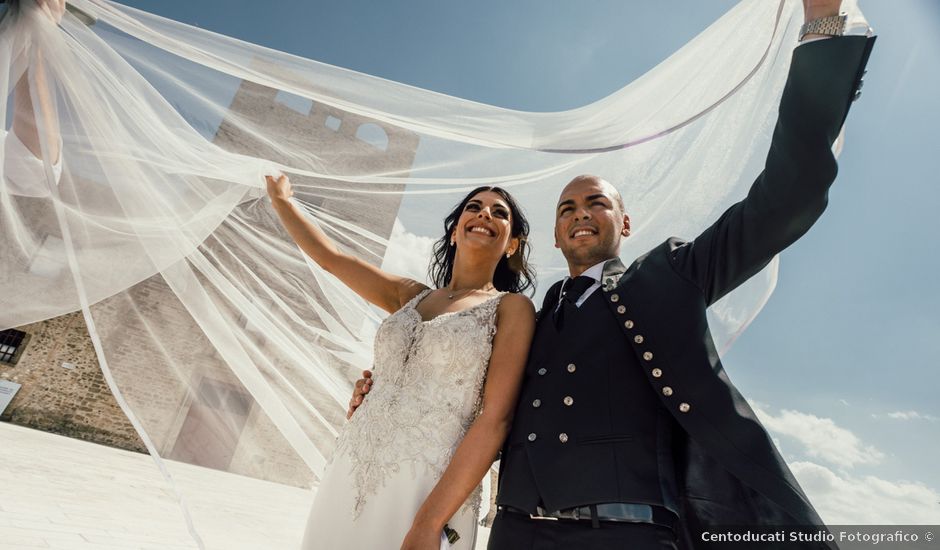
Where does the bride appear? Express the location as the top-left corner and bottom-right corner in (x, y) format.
(265, 174), (537, 549)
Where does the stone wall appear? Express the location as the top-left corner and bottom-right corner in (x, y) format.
(0, 312), (145, 452)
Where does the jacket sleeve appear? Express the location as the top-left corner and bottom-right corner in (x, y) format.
(668, 36), (875, 307)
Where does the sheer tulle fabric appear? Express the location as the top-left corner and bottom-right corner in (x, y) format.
(0, 0), (863, 547)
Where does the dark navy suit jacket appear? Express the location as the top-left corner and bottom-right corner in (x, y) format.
(499, 35), (876, 550)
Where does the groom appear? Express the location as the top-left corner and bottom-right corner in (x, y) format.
(352, 1), (874, 548)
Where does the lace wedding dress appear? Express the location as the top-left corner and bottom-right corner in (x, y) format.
(301, 289), (506, 550)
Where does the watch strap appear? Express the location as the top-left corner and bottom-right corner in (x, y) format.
(799, 13), (848, 41)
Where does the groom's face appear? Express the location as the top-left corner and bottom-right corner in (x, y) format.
(554, 176), (630, 275)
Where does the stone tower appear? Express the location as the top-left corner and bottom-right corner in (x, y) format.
(2, 71), (419, 487)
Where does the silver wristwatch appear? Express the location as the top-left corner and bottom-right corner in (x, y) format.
(799, 13), (848, 41)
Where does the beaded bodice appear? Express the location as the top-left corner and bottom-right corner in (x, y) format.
(333, 289), (504, 517)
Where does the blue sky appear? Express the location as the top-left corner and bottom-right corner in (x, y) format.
(120, 0), (940, 522)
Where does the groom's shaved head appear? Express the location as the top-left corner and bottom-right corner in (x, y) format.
(554, 174), (631, 276)
(563, 174), (625, 212)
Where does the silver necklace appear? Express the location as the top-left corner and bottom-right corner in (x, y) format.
(446, 283), (495, 300)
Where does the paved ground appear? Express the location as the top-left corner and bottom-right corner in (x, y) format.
(0, 423), (490, 549)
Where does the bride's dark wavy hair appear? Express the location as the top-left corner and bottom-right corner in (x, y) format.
(429, 186), (536, 296)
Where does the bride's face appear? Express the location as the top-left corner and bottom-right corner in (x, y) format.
(452, 191), (517, 259)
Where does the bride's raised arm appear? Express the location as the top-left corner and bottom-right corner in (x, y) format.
(265, 173), (425, 314)
(9, 0), (64, 162)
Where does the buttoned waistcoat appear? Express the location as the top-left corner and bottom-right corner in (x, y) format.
(496, 35), (876, 550)
(499, 284), (681, 514)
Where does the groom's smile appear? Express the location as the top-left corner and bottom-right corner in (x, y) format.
(570, 226), (598, 239)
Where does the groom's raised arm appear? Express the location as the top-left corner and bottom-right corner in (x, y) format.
(668, 33), (875, 307)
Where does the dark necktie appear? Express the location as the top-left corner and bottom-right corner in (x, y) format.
(552, 275), (595, 330)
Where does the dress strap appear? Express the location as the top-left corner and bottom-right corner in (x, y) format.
(401, 287), (433, 311)
(476, 291), (508, 334)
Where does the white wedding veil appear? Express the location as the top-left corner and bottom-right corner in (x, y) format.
(0, 0), (865, 546)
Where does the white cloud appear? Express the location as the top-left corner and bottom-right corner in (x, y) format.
(748, 403), (940, 523)
(881, 410), (939, 422)
(380, 219), (435, 285)
(750, 403), (884, 468)
(790, 461), (940, 524)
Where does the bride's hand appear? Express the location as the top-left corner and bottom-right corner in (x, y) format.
(36, 0), (66, 23)
(265, 173), (293, 202)
(400, 525), (440, 550)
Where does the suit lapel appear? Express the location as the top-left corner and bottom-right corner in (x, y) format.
(534, 279), (564, 325)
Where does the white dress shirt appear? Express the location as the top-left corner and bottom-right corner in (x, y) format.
(557, 258), (608, 309)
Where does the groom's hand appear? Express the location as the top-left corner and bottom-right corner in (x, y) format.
(803, 0), (841, 22)
(802, 0), (842, 42)
(346, 369), (373, 419)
